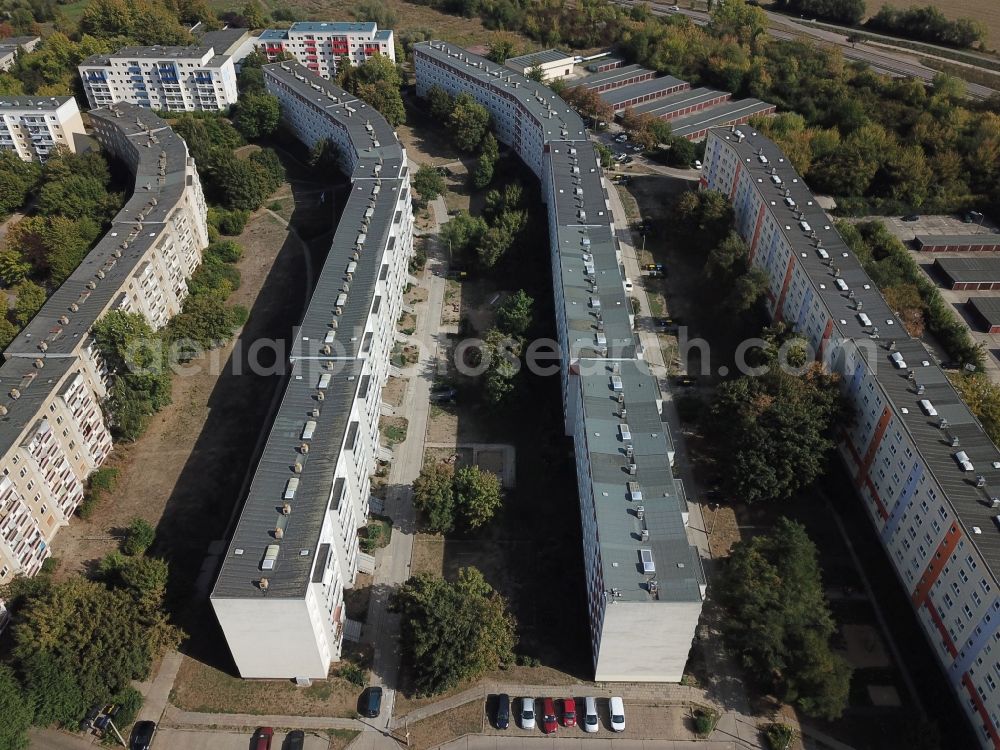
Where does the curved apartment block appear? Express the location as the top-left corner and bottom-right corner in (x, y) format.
(703, 126), (1000, 748)
(0, 103), (208, 582)
(414, 41), (705, 683)
(209, 61), (414, 680)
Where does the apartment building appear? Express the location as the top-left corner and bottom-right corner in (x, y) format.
(255, 22), (395, 79)
(79, 43), (239, 111)
(209, 61), (413, 680)
(0, 96), (86, 161)
(703, 126), (1000, 749)
(0, 36), (40, 72)
(0, 104), (208, 583)
(414, 40), (704, 683)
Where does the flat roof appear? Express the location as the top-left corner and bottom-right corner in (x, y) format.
(671, 99), (774, 138)
(414, 41), (587, 143)
(711, 125), (1000, 579)
(213, 61), (407, 599)
(936, 257), (1000, 284)
(587, 56), (624, 69)
(579, 64), (652, 90)
(629, 87), (729, 118)
(290, 21), (377, 33)
(0, 357), (78, 449)
(5, 104), (191, 360)
(198, 28), (251, 56)
(970, 297), (1000, 327)
(600, 76), (687, 108)
(917, 234), (1000, 248)
(580, 359), (703, 601)
(505, 48), (573, 67)
(0, 96), (75, 110)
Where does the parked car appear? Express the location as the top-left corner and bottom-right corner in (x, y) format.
(643, 263), (664, 272)
(675, 375), (697, 387)
(430, 387), (457, 402)
(560, 698), (577, 727)
(252, 727), (273, 750)
(616, 153), (627, 163)
(693, 159), (702, 169)
(496, 694), (510, 729)
(632, 144), (643, 152)
(902, 214), (920, 222)
(362, 687), (383, 718)
(623, 156), (634, 164)
(128, 721), (157, 750)
(623, 278), (634, 291)
(615, 133), (628, 142)
(519, 697), (536, 730)
(541, 698), (558, 734)
(656, 317), (679, 333)
(609, 697), (626, 732)
(583, 697), (599, 733)
(286, 730), (305, 750)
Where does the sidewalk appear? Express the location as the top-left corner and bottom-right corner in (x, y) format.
(363, 181), (450, 729)
(161, 704), (367, 731)
(437, 738), (737, 750)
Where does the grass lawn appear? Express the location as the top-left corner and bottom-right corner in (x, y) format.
(407, 699), (484, 750)
(327, 729), (361, 750)
(170, 655), (362, 718)
(380, 416), (409, 446)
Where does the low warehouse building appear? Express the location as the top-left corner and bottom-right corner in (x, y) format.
(670, 99), (776, 141)
(504, 48), (575, 81)
(968, 296), (1000, 333)
(600, 76), (689, 111)
(587, 56), (623, 73)
(934, 257), (1000, 290)
(916, 234), (1000, 252)
(578, 64), (654, 93)
(630, 87), (731, 122)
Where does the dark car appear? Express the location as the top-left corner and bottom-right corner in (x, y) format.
(363, 686), (383, 718)
(496, 693), (510, 729)
(253, 727), (274, 750)
(675, 375), (697, 387)
(285, 729), (305, 750)
(129, 721), (156, 750)
(902, 214), (920, 222)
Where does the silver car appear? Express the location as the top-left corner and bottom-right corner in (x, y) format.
(583, 696), (599, 733)
(519, 697), (535, 730)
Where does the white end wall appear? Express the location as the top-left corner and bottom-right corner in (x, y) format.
(594, 601), (701, 682)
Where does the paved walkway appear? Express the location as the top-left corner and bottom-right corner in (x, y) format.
(363, 182), (450, 730)
(437, 738), (736, 750)
(161, 704), (367, 731)
(135, 650), (183, 724)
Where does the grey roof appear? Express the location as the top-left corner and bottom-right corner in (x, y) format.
(587, 56), (624, 71)
(630, 87), (729, 118)
(0, 357), (77, 450)
(81, 42), (228, 67)
(670, 99), (774, 139)
(5, 104), (191, 360)
(580, 360), (703, 601)
(969, 297), (1000, 327)
(711, 125), (1000, 581)
(213, 61), (407, 600)
(414, 42), (587, 143)
(579, 64), (653, 91)
(916, 234), (1000, 249)
(505, 48), (573, 68)
(263, 62), (405, 176)
(198, 28), (251, 56)
(0, 36), (39, 47)
(0, 96), (76, 111)
(935, 257), (1000, 284)
(599, 76), (688, 108)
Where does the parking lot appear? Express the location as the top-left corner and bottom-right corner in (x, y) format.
(152, 728), (332, 749)
(871, 212), (997, 243)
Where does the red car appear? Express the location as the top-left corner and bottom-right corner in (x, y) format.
(560, 698), (577, 727)
(253, 727), (273, 750)
(541, 698), (558, 734)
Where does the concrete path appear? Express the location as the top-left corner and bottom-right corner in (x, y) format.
(154, 727), (332, 749)
(161, 704), (366, 731)
(437, 738), (736, 750)
(362, 182), (450, 730)
(135, 650), (183, 724)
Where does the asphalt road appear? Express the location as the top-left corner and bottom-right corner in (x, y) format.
(610, 0), (996, 100)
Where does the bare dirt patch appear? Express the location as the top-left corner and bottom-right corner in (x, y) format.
(382, 376), (407, 408)
(426, 403), (459, 444)
(398, 311), (417, 335)
(425, 446), (473, 467)
(391, 342), (420, 367)
(406, 699), (483, 750)
(410, 533), (445, 578)
(441, 280), (462, 327)
(405, 284), (428, 306)
(170, 656), (360, 718)
(380, 416), (409, 447)
(704, 504), (741, 559)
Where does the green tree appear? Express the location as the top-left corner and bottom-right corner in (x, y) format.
(123, 517), (155, 556)
(710, 0), (768, 49)
(426, 85), (454, 121)
(12, 279), (45, 326)
(526, 64), (545, 82)
(412, 462), (456, 534)
(669, 190), (734, 252)
(214, 154), (273, 211)
(0, 664), (32, 750)
(449, 93), (490, 152)
(710, 365), (847, 503)
(496, 289), (533, 336)
(241, 0), (266, 29)
(720, 518), (851, 719)
(0, 151), (39, 215)
(167, 293), (247, 349)
(393, 567), (517, 695)
(0, 318), (18, 350)
(478, 225), (513, 269)
(473, 132), (499, 189)
(412, 164), (446, 203)
(440, 211), (488, 260)
(486, 35), (516, 63)
(453, 465), (503, 529)
(232, 92), (280, 139)
(0, 249), (31, 285)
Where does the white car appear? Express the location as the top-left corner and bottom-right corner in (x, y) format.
(624, 278), (634, 291)
(615, 133), (628, 142)
(609, 696), (625, 732)
(519, 697), (535, 730)
(583, 697), (599, 733)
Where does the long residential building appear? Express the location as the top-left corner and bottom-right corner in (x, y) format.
(79, 41), (240, 112)
(414, 40), (705, 683)
(0, 96), (86, 161)
(209, 60), (414, 680)
(703, 126), (1000, 749)
(0, 103), (208, 583)
(255, 22), (395, 79)
(0, 36), (40, 72)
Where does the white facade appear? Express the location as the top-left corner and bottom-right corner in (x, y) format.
(79, 45), (238, 112)
(0, 103), (208, 585)
(0, 97), (85, 161)
(256, 22), (395, 79)
(210, 61), (413, 680)
(503, 49), (576, 82)
(0, 36), (40, 72)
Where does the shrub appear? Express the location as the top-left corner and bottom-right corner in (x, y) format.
(764, 723), (795, 750)
(693, 707), (719, 737)
(339, 662), (367, 687)
(123, 518), (156, 556)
